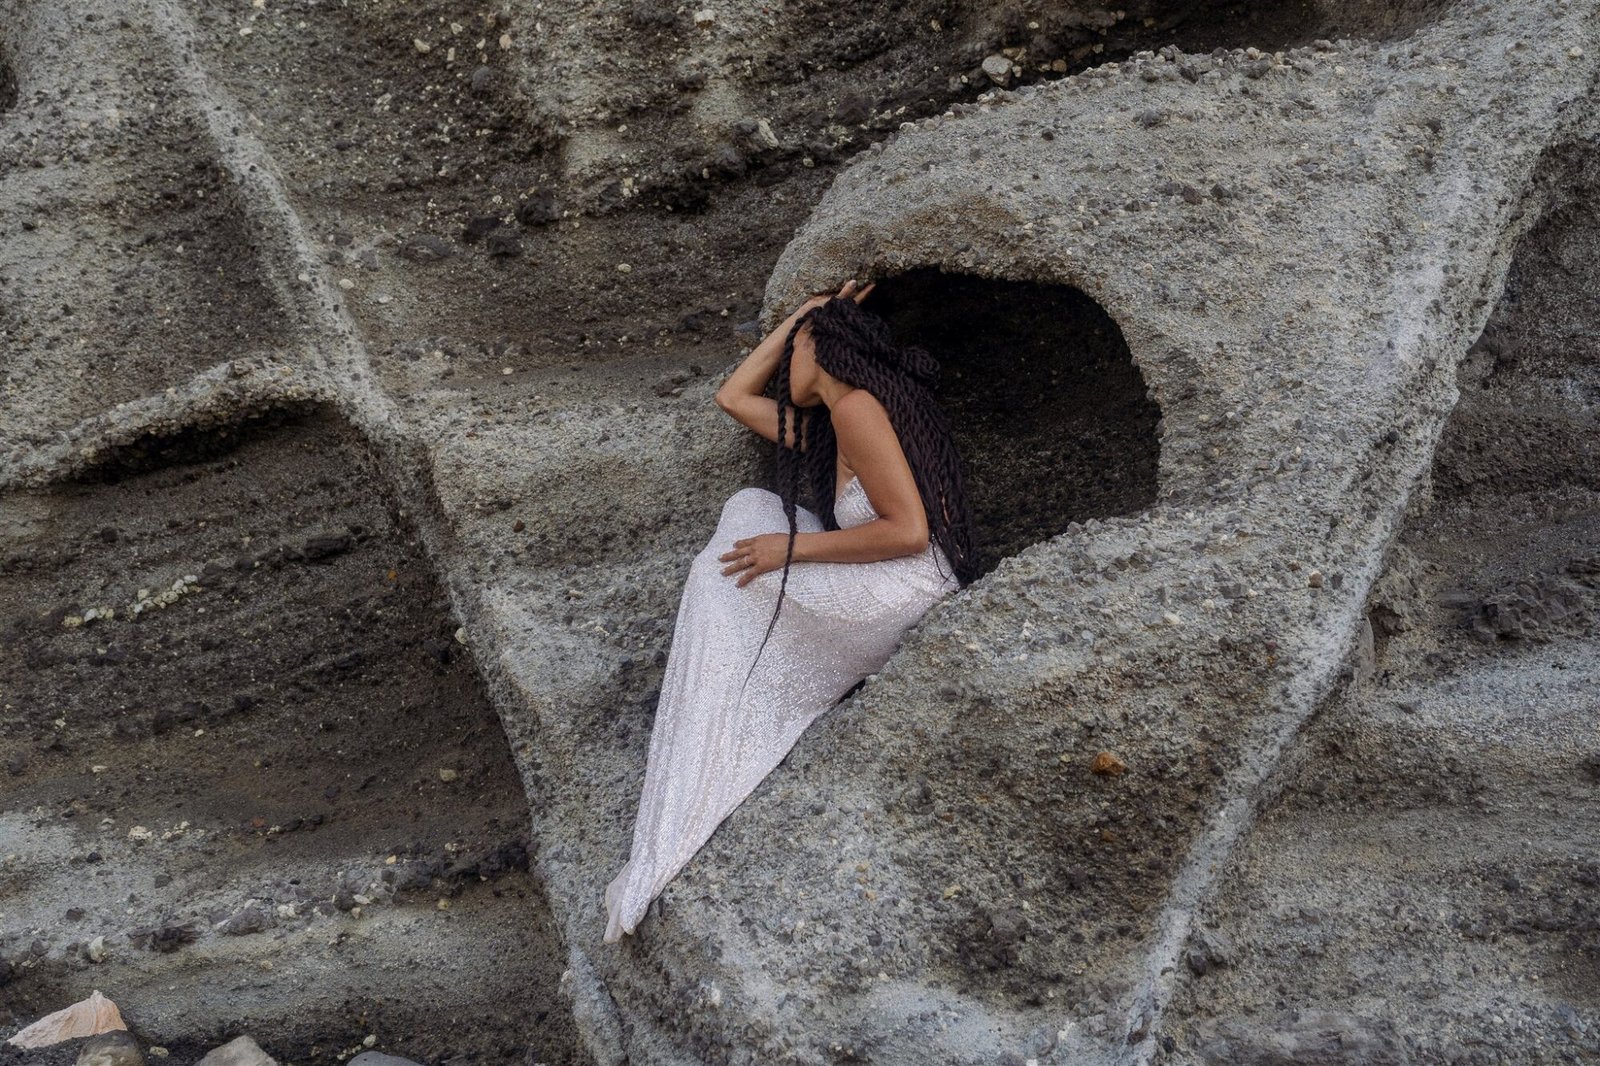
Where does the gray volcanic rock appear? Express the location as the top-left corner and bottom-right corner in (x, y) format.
(536, 4), (1600, 1064)
(2, 0), (1598, 1063)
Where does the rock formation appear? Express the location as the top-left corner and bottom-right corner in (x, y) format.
(2, 0), (1595, 1063)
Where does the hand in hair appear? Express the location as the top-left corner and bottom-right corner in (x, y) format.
(713, 277), (876, 448)
(802, 278), (876, 314)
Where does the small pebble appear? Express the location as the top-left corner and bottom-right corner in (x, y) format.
(1090, 751), (1126, 776)
(195, 1035), (277, 1066)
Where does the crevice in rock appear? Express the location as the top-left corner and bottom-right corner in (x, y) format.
(0, 42), (16, 114)
(61, 400), (328, 485)
(0, 404), (584, 1062)
(1407, 130), (1600, 647)
(1432, 178), (1600, 506)
(864, 267), (1161, 577)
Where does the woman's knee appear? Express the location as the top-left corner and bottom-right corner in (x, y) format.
(726, 485), (776, 508)
(718, 486), (777, 526)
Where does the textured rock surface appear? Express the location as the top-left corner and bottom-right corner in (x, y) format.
(575, 5), (1600, 1063)
(2, 0), (1597, 1063)
(1163, 108), (1600, 1066)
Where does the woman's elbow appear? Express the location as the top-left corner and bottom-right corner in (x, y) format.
(896, 523), (930, 556)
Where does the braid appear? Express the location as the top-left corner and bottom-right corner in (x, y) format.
(726, 295), (980, 713)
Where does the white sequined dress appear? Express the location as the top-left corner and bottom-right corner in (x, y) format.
(603, 475), (960, 942)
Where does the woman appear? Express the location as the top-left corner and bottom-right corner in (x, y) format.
(602, 278), (980, 943)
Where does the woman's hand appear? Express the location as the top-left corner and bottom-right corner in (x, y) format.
(718, 533), (794, 587)
(792, 278), (877, 320)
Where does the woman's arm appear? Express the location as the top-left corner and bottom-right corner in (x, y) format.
(712, 306), (815, 449)
(718, 390), (933, 583)
(793, 390), (929, 562)
(713, 279), (875, 447)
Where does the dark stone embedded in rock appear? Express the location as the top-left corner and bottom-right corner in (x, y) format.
(707, 144), (746, 179)
(461, 215), (501, 243)
(216, 900), (274, 936)
(899, 777), (935, 814)
(516, 190), (561, 226)
(301, 532), (352, 561)
(130, 921), (199, 953)
(676, 309), (716, 332)
(1191, 925), (1237, 969)
(399, 234), (454, 261)
(486, 230), (522, 257)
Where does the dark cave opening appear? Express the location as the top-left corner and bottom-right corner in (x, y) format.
(863, 267), (1161, 578)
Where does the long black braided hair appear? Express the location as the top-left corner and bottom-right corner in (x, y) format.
(726, 293), (981, 713)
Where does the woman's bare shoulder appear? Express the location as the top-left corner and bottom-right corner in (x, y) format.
(832, 388), (889, 422)
(830, 389), (903, 465)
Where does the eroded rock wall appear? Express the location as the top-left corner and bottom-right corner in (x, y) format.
(3, 0), (1597, 1063)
